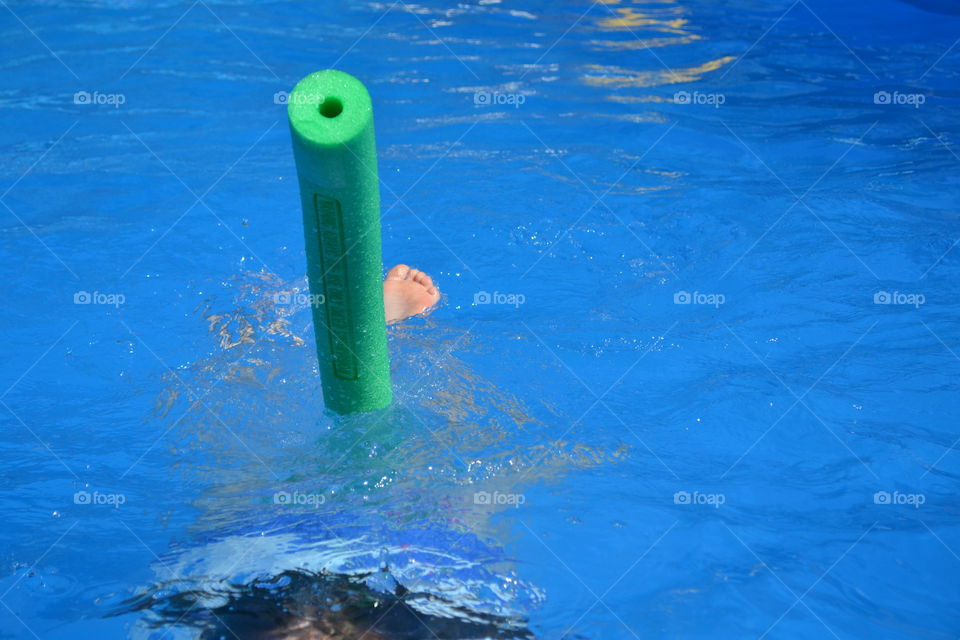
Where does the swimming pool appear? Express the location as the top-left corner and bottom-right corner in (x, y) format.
(1, 0), (958, 637)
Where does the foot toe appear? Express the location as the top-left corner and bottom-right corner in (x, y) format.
(413, 271), (433, 288)
(386, 264), (409, 281)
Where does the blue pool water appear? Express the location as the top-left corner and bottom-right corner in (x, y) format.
(1, 1), (958, 638)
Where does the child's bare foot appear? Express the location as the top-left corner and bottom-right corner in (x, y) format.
(383, 264), (440, 324)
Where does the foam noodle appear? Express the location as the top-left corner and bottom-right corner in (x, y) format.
(288, 70), (391, 413)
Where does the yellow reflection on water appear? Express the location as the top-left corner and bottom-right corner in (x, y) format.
(598, 8), (689, 33)
(583, 56), (736, 88)
(590, 33), (702, 51)
(581, 0), (733, 107)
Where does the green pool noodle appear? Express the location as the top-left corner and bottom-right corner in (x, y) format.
(287, 70), (391, 414)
